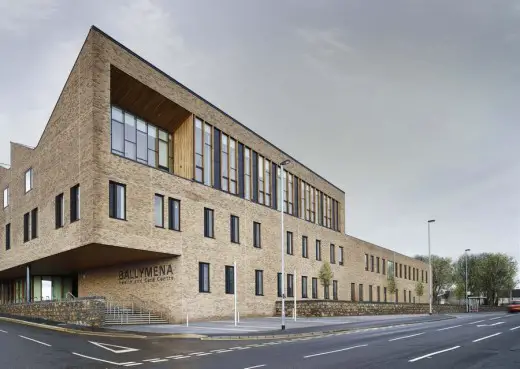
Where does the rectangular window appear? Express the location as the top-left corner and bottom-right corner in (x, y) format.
(369, 285), (373, 302)
(409, 290), (411, 303)
(312, 278), (318, 299)
(382, 258), (386, 275)
(339, 246), (344, 265)
(330, 244), (335, 264)
(324, 285), (330, 300)
(244, 148), (251, 200)
(109, 181), (126, 220)
(3, 187), (8, 208)
(399, 264), (403, 278)
(5, 224), (11, 250)
(384, 287), (387, 302)
(253, 222), (261, 248)
(396, 290), (399, 303)
(287, 173), (293, 214)
(277, 273), (282, 298)
(168, 198), (181, 231)
(230, 215), (240, 243)
(252, 151), (258, 202)
(359, 284), (364, 302)
(257, 155), (264, 204)
(154, 194), (164, 227)
(370, 255), (374, 272)
(31, 208), (38, 239)
(376, 257), (380, 273)
(404, 265), (407, 279)
(300, 180), (305, 219)
(302, 276), (308, 298)
(195, 118), (203, 182)
(225, 265), (234, 294)
(55, 193), (64, 229)
(229, 138), (237, 194)
(25, 168), (33, 193)
(351, 283), (356, 302)
(333, 280), (338, 300)
(199, 262), (210, 293)
(204, 208), (214, 238)
(276, 166), (282, 211)
(70, 184), (80, 222)
(409, 266), (411, 280)
(147, 125), (157, 167)
(238, 143), (245, 198)
(287, 274), (294, 297)
(264, 158), (270, 206)
(221, 134), (229, 192)
(213, 128), (221, 189)
(422, 270), (424, 283)
(316, 240), (321, 261)
(404, 289), (407, 302)
(302, 236), (308, 258)
(23, 212), (30, 242)
(255, 270), (264, 296)
(204, 123), (212, 186)
(365, 253), (369, 271)
(286, 231), (293, 255)
(136, 117), (147, 164)
(377, 286), (381, 302)
(124, 111), (136, 160)
(158, 129), (169, 170)
(426, 271), (428, 283)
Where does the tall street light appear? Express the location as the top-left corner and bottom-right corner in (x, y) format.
(465, 248), (470, 313)
(280, 159), (291, 330)
(428, 219), (435, 315)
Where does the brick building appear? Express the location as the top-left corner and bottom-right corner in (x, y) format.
(0, 26), (429, 322)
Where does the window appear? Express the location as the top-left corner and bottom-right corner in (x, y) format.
(312, 278), (318, 299)
(404, 289), (407, 302)
(31, 208), (38, 239)
(396, 289), (399, 303)
(351, 283), (356, 301)
(244, 148), (251, 200)
(199, 263), (210, 293)
(302, 236), (308, 258)
(168, 198), (181, 231)
(221, 134), (229, 192)
(302, 276), (308, 298)
(230, 215), (240, 243)
(316, 240), (322, 261)
(399, 264), (403, 278)
(300, 180), (305, 219)
(204, 208), (214, 238)
(382, 258), (386, 275)
(369, 285), (373, 302)
(109, 182), (126, 220)
(409, 266), (411, 280)
(225, 266), (234, 294)
(257, 155), (264, 204)
(286, 231), (293, 255)
(384, 287), (387, 302)
(404, 265), (407, 279)
(277, 167), (282, 211)
(359, 284), (364, 302)
(287, 173), (293, 214)
(376, 257), (380, 273)
(377, 286), (381, 302)
(287, 274), (294, 297)
(55, 193), (64, 229)
(195, 118), (203, 182)
(339, 246), (344, 265)
(370, 255), (374, 272)
(253, 222), (261, 248)
(204, 123), (212, 186)
(25, 168), (33, 193)
(229, 138), (237, 194)
(426, 271), (428, 283)
(364, 253), (369, 271)
(330, 244), (335, 264)
(409, 290), (411, 303)
(158, 130), (169, 170)
(333, 280), (338, 300)
(422, 270), (424, 282)
(154, 194), (164, 227)
(324, 285), (330, 300)
(3, 187), (8, 208)
(255, 270), (264, 296)
(23, 212), (30, 242)
(70, 184), (80, 222)
(277, 273), (282, 297)
(5, 224), (10, 250)
(264, 158), (270, 206)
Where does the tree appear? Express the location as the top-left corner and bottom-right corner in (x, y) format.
(319, 262), (334, 290)
(415, 255), (453, 304)
(415, 281), (424, 303)
(387, 275), (397, 303)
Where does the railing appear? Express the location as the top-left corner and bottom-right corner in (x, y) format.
(128, 294), (172, 322)
(105, 296), (171, 324)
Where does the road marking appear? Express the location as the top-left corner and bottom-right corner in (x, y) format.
(469, 320), (485, 325)
(89, 341), (139, 353)
(212, 349), (233, 353)
(303, 344), (368, 359)
(123, 363), (142, 367)
(195, 353), (212, 356)
(477, 322), (505, 327)
(0, 329), (7, 333)
(244, 365), (266, 369)
(19, 335), (51, 347)
(473, 332), (502, 342)
(169, 355), (191, 359)
(149, 359), (169, 363)
(187, 326), (261, 332)
(143, 358), (163, 362)
(510, 326), (520, 331)
(409, 346), (461, 362)
(388, 332), (424, 341)
(72, 352), (122, 365)
(437, 325), (462, 331)
(490, 316), (505, 320)
(188, 352), (205, 355)
(234, 347), (251, 350)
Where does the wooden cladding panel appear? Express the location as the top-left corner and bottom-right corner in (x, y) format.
(174, 114), (194, 180)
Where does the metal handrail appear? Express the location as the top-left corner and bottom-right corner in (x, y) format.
(128, 294), (171, 321)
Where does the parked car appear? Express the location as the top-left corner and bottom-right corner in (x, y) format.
(508, 300), (520, 313)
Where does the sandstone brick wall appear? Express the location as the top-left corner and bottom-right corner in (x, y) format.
(0, 297), (106, 327)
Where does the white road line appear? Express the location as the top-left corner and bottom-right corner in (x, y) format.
(72, 352), (121, 366)
(188, 352), (205, 355)
(214, 349), (233, 353)
(510, 326), (520, 331)
(186, 326), (261, 332)
(469, 320), (485, 325)
(244, 365), (266, 369)
(143, 358), (162, 362)
(170, 356), (191, 360)
(303, 344), (368, 359)
(437, 325), (462, 331)
(149, 359), (169, 363)
(123, 363), (142, 367)
(409, 346), (461, 362)
(0, 329), (7, 333)
(195, 353), (212, 356)
(165, 355), (186, 359)
(473, 332), (502, 342)
(19, 335), (51, 347)
(388, 332), (424, 341)
(490, 316), (505, 321)
(235, 347), (251, 350)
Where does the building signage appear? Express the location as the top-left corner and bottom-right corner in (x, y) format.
(118, 264), (174, 285)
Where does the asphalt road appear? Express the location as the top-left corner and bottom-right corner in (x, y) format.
(0, 312), (519, 368)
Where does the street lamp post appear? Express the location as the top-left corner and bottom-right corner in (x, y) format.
(465, 248), (470, 313)
(428, 220), (435, 315)
(280, 160), (291, 330)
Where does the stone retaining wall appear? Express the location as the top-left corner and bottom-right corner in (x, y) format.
(0, 297), (106, 327)
(275, 300), (507, 317)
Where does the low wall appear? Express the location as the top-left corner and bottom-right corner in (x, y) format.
(275, 300), (507, 317)
(0, 297), (106, 327)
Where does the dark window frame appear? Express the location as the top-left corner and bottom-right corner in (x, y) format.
(55, 193), (64, 229)
(277, 272), (282, 298)
(230, 215), (240, 244)
(253, 222), (261, 248)
(225, 265), (234, 294)
(302, 236), (308, 258)
(301, 276), (308, 298)
(316, 240), (321, 261)
(199, 262), (210, 293)
(330, 244), (335, 264)
(5, 223), (10, 250)
(351, 283), (356, 302)
(204, 208), (215, 238)
(154, 194), (164, 228)
(31, 208), (38, 239)
(168, 198), (181, 231)
(287, 274), (294, 297)
(23, 212), (30, 243)
(312, 277), (318, 299)
(364, 253), (369, 271)
(370, 255), (374, 272)
(255, 270), (264, 296)
(286, 231), (293, 255)
(376, 256), (380, 273)
(339, 246), (344, 265)
(70, 184), (80, 223)
(333, 280), (338, 300)
(109, 181), (126, 220)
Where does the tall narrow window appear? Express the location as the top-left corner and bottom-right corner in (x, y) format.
(286, 231), (293, 255)
(287, 274), (294, 298)
(124, 111), (137, 160)
(312, 277), (318, 299)
(409, 266), (411, 280)
(377, 286), (381, 302)
(369, 285), (373, 302)
(136, 117), (147, 164)
(221, 134), (229, 192)
(111, 106), (125, 155)
(409, 290), (411, 303)
(287, 173), (293, 213)
(264, 158), (270, 206)
(302, 276), (308, 298)
(25, 168), (33, 193)
(258, 155), (264, 204)
(324, 285), (330, 299)
(404, 289), (407, 302)
(382, 258), (386, 275)
(147, 125), (157, 167)
(333, 280), (338, 300)
(376, 257), (380, 273)
(229, 138), (237, 194)
(70, 184), (80, 222)
(230, 215), (240, 243)
(302, 236), (308, 258)
(384, 287), (387, 302)
(310, 186), (316, 222)
(316, 240), (322, 261)
(255, 270), (264, 296)
(204, 208), (214, 238)
(422, 270), (424, 283)
(305, 183), (311, 221)
(244, 148), (251, 200)
(199, 262), (210, 293)
(277, 272), (282, 297)
(109, 181), (126, 220)
(330, 244), (335, 264)
(225, 265), (234, 294)
(3, 187), (8, 208)
(31, 208), (38, 239)
(351, 283), (356, 301)
(154, 194), (164, 227)
(365, 253), (369, 271)
(204, 123), (212, 186)
(300, 180), (305, 219)
(158, 129), (169, 170)
(168, 198), (181, 231)
(371, 255), (374, 272)
(277, 167), (282, 211)
(23, 212), (29, 242)
(195, 118), (203, 182)
(359, 284), (364, 302)
(339, 246), (344, 265)
(5, 223), (10, 250)
(253, 222), (261, 248)
(400, 264), (403, 278)
(283, 170), (288, 212)
(55, 193), (64, 228)
(426, 271), (428, 283)
(404, 265), (407, 279)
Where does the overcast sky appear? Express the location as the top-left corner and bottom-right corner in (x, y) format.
(1, 0), (519, 263)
